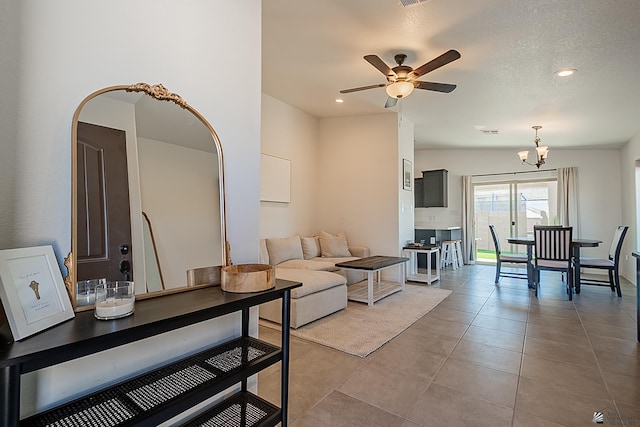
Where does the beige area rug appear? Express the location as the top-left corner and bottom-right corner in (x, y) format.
(260, 284), (452, 358)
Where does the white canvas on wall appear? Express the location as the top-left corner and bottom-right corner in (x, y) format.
(261, 154), (291, 203)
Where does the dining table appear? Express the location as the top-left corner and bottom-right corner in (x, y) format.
(506, 236), (602, 293)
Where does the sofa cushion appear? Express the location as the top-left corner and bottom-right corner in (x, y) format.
(301, 236), (321, 259)
(266, 236), (303, 265)
(314, 256), (360, 265)
(319, 231), (352, 257)
(274, 268), (347, 299)
(277, 259), (337, 271)
(259, 239), (270, 264)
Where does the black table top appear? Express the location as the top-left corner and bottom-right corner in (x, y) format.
(0, 279), (301, 373)
(507, 236), (601, 247)
(403, 245), (439, 250)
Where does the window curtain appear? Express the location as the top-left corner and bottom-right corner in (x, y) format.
(557, 167), (580, 236)
(462, 175), (475, 264)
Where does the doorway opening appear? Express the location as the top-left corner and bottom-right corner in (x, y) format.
(473, 174), (557, 263)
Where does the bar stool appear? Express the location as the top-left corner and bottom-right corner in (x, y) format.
(454, 240), (464, 267)
(440, 240), (461, 269)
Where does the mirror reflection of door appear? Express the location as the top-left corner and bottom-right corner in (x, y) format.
(77, 121), (132, 282)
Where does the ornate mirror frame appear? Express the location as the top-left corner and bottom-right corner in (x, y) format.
(66, 83), (229, 311)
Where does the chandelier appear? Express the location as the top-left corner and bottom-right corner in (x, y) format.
(517, 125), (549, 168)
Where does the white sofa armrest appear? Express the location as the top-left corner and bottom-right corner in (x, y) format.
(348, 245), (370, 258)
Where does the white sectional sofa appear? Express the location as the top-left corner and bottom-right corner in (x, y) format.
(259, 232), (369, 328)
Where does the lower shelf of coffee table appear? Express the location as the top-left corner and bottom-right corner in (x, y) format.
(347, 280), (403, 305)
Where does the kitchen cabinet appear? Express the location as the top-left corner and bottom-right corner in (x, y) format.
(414, 178), (423, 207)
(414, 227), (461, 269)
(421, 169), (448, 207)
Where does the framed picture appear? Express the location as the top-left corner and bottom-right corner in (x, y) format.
(0, 245), (74, 341)
(260, 153), (291, 203)
(403, 159), (412, 190)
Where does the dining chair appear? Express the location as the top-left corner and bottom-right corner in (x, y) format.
(488, 225), (529, 284)
(533, 225), (574, 300)
(578, 225), (628, 297)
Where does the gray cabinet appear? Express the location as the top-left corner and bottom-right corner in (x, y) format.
(420, 169), (448, 207)
(414, 178), (423, 207)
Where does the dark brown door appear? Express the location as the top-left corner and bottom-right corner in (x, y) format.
(77, 122), (133, 282)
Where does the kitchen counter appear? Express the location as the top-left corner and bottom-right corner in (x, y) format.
(414, 227), (462, 269)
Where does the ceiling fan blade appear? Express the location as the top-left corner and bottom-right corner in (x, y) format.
(384, 97), (398, 108)
(364, 55), (395, 77)
(415, 81), (457, 93)
(340, 83), (387, 94)
(411, 50), (461, 78)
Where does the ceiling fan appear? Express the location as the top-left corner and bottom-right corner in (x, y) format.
(339, 49), (461, 108)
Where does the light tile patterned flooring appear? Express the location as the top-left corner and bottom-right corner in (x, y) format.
(257, 264), (639, 427)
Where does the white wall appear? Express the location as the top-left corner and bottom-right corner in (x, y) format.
(398, 117), (415, 250)
(2, 0), (262, 420)
(0, 1), (20, 245)
(138, 138), (221, 288)
(415, 148), (626, 275)
(317, 114), (400, 257)
(260, 99), (413, 272)
(260, 95), (319, 238)
(620, 131), (640, 282)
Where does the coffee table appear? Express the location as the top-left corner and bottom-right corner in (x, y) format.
(335, 255), (409, 306)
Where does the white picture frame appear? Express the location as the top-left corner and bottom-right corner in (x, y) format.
(260, 153), (291, 203)
(403, 158), (412, 190)
(0, 245), (75, 341)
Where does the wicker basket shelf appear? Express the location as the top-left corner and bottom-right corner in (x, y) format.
(183, 392), (279, 427)
(21, 337), (279, 427)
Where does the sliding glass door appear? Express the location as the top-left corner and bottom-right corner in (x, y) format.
(474, 177), (557, 262)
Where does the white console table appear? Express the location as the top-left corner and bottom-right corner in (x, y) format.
(402, 246), (440, 284)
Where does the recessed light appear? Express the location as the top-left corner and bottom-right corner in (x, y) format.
(335, 98), (344, 103)
(555, 68), (576, 77)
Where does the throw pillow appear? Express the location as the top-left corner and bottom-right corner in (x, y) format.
(301, 236), (321, 259)
(265, 236), (304, 265)
(318, 231), (352, 257)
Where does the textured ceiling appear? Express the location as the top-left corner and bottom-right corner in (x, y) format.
(262, 0), (640, 150)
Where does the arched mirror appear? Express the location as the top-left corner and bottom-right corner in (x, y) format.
(67, 83), (228, 311)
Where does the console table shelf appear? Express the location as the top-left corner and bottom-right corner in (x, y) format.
(1, 280), (301, 427)
(183, 391), (279, 427)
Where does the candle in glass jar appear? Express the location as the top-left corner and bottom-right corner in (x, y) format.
(76, 292), (95, 306)
(95, 299), (134, 319)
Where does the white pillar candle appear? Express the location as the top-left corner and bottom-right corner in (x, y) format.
(95, 299), (135, 319)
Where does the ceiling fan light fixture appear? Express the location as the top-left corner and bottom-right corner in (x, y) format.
(555, 68), (576, 77)
(386, 81), (414, 99)
(340, 50), (460, 106)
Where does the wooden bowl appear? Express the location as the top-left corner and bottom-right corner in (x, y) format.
(221, 264), (275, 293)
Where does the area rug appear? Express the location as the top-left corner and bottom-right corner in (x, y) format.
(260, 285), (451, 358)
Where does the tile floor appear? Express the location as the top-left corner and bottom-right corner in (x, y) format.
(257, 264), (639, 427)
